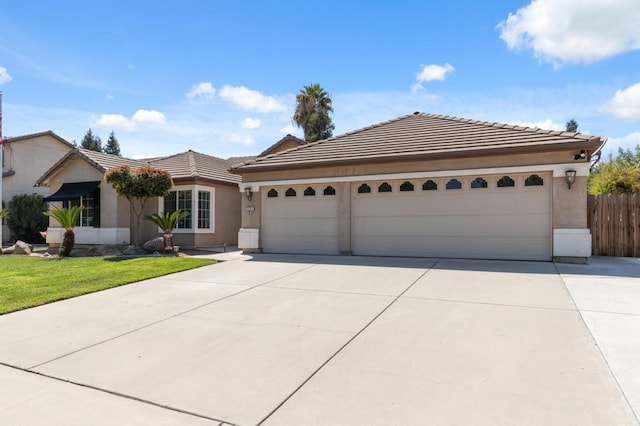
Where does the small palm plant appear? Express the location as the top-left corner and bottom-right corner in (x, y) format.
(146, 210), (189, 252)
(44, 206), (83, 257)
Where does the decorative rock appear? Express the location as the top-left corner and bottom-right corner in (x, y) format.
(12, 241), (33, 255)
(121, 245), (146, 256)
(143, 237), (165, 253)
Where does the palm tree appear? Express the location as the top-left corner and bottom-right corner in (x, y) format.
(146, 210), (189, 252)
(292, 83), (335, 142)
(44, 206), (83, 257)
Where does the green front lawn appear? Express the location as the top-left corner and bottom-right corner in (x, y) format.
(0, 256), (216, 314)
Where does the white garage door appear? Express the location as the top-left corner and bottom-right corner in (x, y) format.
(262, 185), (339, 254)
(352, 173), (551, 260)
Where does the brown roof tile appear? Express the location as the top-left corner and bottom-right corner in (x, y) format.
(232, 113), (606, 173)
(148, 150), (249, 184)
(37, 149), (245, 186)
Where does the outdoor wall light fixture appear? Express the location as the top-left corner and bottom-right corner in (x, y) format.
(245, 187), (253, 201)
(565, 170), (577, 189)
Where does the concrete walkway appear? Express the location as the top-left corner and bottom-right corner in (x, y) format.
(0, 255), (638, 425)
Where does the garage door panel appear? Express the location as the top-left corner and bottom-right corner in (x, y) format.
(355, 214), (549, 238)
(353, 235), (550, 260)
(353, 173), (551, 260)
(265, 217), (339, 236)
(262, 190), (339, 255)
(353, 193), (549, 217)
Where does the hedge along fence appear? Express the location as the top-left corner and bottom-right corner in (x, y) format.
(588, 193), (640, 257)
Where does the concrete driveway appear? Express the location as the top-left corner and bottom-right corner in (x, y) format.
(0, 254), (638, 425)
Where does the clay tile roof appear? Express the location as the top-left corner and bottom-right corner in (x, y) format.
(231, 112), (606, 173)
(36, 148), (251, 186)
(79, 148), (149, 171)
(148, 150), (252, 184)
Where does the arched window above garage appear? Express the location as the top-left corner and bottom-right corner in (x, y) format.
(358, 184), (371, 194)
(471, 177), (488, 189)
(400, 181), (414, 192)
(446, 179), (462, 190)
(304, 187), (316, 196)
(323, 186), (336, 195)
(497, 176), (515, 188)
(285, 188), (297, 197)
(378, 182), (392, 193)
(267, 189), (278, 198)
(422, 180), (438, 191)
(525, 175), (544, 186)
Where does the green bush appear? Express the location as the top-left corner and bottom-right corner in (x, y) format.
(6, 194), (49, 243)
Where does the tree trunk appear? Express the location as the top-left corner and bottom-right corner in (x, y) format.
(61, 230), (75, 257)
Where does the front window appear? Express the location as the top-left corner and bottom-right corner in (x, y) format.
(164, 190), (192, 229)
(198, 191), (211, 229)
(62, 189), (100, 227)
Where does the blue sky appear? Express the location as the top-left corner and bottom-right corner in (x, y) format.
(1, 0), (639, 159)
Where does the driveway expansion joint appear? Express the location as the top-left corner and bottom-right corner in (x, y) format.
(553, 262), (640, 425)
(0, 361), (238, 426)
(254, 259), (440, 425)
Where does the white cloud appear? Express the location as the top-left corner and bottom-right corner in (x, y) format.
(417, 63), (455, 83)
(497, 0), (640, 66)
(106, 94), (114, 101)
(226, 133), (255, 146)
(600, 83), (640, 120)
(219, 85), (286, 113)
(132, 109), (166, 124)
(508, 118), (563, 131)
(94, 109), (166, 131)
(412, 63), (454, 92)
(241, 117), (261, 129)
(95, 114), (136, 130)
(0, 66), (12, 84)
(186, 82), (216, 103)
(601, 132), (640, 158)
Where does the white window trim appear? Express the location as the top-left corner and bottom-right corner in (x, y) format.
(158, 184), (215, 234)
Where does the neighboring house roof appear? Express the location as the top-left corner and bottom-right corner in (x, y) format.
(36, 148), (247, 186)
(231, 112), (606, 173)
(258, 134), (305, 157)
(2, 130), (74, 148)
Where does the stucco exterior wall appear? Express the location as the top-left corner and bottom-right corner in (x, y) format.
(44, 159), (128, 230)
(1, 135), (72, 242)
(552, 176), (588, 228)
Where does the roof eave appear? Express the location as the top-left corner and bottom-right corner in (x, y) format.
(233, 138), (604, 175)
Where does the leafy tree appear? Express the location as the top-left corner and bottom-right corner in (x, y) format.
(6, 194), (49, 243)
(293, 83), (335, 142)
(80, 128), (103, 152)
(589, 145), (640, 194)
(104, 131), (121, 156)
(105, 166), (173, 245)
(44, 206), (83, 257)
(566, 119), (578, 132)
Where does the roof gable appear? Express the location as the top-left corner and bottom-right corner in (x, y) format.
(232, 112), (606, 173)
(258, 134), (305, 157)
(3, 130), (74, 149)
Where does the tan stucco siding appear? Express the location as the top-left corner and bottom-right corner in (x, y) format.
(214, 184), (241, 245)
(552, 176), (587, 228)
(2, 135), (73, 241)
(44, 159), (128, 230)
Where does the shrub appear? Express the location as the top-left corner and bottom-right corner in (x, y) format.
(6, 194), (49, 243)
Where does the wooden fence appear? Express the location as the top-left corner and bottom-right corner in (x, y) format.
(588, 193), (640, 257)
